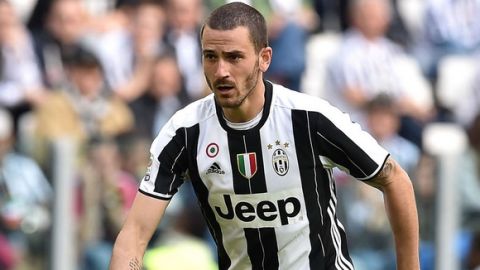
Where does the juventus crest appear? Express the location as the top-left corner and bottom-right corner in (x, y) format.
(272, 149), (289, 176)
(267, 140), (290, 176)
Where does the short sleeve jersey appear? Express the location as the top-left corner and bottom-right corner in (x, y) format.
(139, 81), (389, 270)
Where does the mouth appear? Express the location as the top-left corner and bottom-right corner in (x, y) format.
(215, 84), (235, 92)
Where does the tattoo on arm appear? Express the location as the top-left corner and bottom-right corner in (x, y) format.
(129, 258), (142, 270)
(364, 157), (395, 191)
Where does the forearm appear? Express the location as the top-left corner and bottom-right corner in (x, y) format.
(365, 158), (420, 269)
(383, 167), (420, 270)
(109, 226), (149, 270)
(109, 193), (169, 270)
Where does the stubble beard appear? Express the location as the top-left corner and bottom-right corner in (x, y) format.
(208, 60), (261, 109)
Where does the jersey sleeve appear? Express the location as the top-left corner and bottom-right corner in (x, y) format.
(139, 118), (189, 200)
(315, 102), (389, 180)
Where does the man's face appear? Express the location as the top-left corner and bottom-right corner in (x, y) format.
(201, 26), (267, 109)
(151, 57), (182, 99)
(367, 108), (399, 140)
(353, 0), (390, 39)
(47, 0), (86, 45)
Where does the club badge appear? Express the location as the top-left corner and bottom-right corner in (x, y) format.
(267, 140), (290, 176)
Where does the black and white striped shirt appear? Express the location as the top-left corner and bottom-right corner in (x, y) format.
(139, 81), (389, 270)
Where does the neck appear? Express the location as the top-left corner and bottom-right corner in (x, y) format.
(222, 80), (265, 123)
(358, 29), (382, 42)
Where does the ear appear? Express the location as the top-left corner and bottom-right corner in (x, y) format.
(259, 47), (272, 72)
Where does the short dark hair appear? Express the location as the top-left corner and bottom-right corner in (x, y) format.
(200, 2), (268, 53)
(63, 45), (101, 69)
(365, 93), (398, 114)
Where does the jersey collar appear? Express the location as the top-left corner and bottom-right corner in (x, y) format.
(215, 80), (273, 134)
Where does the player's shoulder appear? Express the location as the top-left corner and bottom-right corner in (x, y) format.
(150, 94), (216, 153)
(272, 82), (337, 114)
(169, 94), (217, 128)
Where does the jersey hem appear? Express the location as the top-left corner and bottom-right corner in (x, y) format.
(358, 153), (390, 181)
(138, 188), (172, 201)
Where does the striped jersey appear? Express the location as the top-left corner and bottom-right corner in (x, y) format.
(139, 81), (389, 270)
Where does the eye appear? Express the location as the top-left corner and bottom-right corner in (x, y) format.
(227, 54), (242, 62)
(203, 53), (217, 61)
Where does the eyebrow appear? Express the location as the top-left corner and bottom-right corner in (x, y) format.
(224, 51), (245, 56)
(202, 49), (245, 55)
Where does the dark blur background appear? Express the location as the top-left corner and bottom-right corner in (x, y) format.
(1, 0), (480, 269)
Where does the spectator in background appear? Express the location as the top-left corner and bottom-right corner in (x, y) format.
(312, 0), (410, 47)
(92, 0), (171, 101)
(264, 0), (317, 91)
(365, 94), (420, 175)
(0, 109), (52, 270)
(85, 0), (136, 93)
(129, 53), (190, 139)
(453, 62), (480, 128)
(0, 0), (46, 133)
(458, 112), (480, 270)
(438, 63), (480, 233)
(312, 0), (349, 32)
(116, 133), (151, 181)
(33, 46), (133, 167)
(165, 0), (207, 100)
(462, 113), (480, 215)
(76, 137), (138, 270)
(416, 0), (480, 80)
(468, 113), (480, 166)
(325, 0), (433, 147)
(30, 0), (91, 90)
(340, 94), (420, 270)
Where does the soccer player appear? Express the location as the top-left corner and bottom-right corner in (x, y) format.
(109, 2), (419, 270)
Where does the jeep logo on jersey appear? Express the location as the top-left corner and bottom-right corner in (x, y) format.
(237, 153), (257, 179)
(209, 189), (305, 228)
(272, 149), (289, 176)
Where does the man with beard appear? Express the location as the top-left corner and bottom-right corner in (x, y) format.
(109, 2), (419, 270)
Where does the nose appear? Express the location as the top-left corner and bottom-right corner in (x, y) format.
(214, 59), (229, 78)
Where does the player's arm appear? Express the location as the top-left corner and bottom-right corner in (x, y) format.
(109, 192), (169, 270)
(364, 157), (420, 270)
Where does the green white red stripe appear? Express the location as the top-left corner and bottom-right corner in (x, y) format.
(237, 153), (257, 179)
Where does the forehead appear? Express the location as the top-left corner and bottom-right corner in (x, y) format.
(201, 26), (254, 52)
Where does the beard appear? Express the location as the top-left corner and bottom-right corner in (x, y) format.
(206, 60), (261, 108)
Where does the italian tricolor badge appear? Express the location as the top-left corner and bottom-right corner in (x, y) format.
(237, 152), (257, 179)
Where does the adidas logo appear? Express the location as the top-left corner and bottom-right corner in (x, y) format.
(207, 162), (225, 175)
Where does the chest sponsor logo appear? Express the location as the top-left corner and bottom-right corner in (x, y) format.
(237, 152), (257, 179)
(209, 189), (305, 228)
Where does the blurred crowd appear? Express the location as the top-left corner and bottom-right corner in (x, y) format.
(0, 0), (480, 269)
